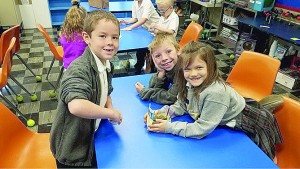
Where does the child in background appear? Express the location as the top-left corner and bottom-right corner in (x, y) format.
(50, 10), (122, 168)
(144, 41), (282, 161)
(150, 0), (179, 36)
(135, 32), (179, 104)
(120, 0), (160, 74)
(59, 0), (87, 69)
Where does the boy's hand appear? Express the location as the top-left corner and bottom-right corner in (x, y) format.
(135, 82), (145, 93)
(108, 109), (122, 125)
(147, 119), (167, 133)
(121, 27), (132, 31)
(143, 112), (148, 124)
(119, 19), (127, 25)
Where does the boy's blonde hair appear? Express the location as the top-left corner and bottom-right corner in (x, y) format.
(61, 0), (87, 42)
(177, 41), (224, 101)
(148, 32), (178, 54)
(156, 0), (174, 6)
(83, 10), (120, 37)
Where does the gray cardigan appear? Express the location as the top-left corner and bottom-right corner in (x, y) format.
(50, 47), (114, 166)
(139, 68), (178, 104)
(161, 81), (245, 139)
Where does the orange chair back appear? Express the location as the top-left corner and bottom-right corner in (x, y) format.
(37, 24), (63, 62)
(0, 38), (15, 88)
(226, 51), (281, 101)
(0, 25), (20, 64)
(0, 102), (56, 168)
(274, 97), (300, 168)
(178, 21), (203, 48)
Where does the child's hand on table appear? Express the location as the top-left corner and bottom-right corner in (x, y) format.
(135, 82), (145, 93)
(108, 109), (122, 125)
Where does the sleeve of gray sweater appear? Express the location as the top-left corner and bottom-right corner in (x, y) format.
(164, 82), (245, 139)
(139, 73), (178, 105)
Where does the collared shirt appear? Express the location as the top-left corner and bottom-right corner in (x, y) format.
(157, 10), (179, 36)
(132, 0), (160, 30)
(91, 51), (111, 130)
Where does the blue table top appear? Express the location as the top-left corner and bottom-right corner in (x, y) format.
(119, 25), (154, 52)
(238, 17), (300, 46)
(81, 1), (133, 12)
(94, 74), (278, 168)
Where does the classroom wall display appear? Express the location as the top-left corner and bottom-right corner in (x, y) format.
(275, 0), (300, 12)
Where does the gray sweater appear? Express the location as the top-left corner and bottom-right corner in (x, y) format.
(139, 68), (178, 104)
(50, 47), (114, 166)
(161, 81), (245, 139)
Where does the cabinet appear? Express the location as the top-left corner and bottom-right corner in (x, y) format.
(217, 1), (257, 48)
(0, 0), (21, 27)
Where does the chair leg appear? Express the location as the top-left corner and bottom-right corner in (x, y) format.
(6, 83), (24, 103)
(46, 58), (56, 80)
(14, 53), (42, 82)
(54, 66), (64, 91)
(9, 75), (38, 101)
(0, 93), (28, 121)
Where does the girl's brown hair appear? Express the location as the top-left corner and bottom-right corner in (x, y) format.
(60, 0), (87, 42)
(177, 41), (224, 101)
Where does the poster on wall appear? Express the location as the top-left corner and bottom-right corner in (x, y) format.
(275, 0), (300, 12)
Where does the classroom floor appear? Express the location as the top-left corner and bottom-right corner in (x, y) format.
(1, 27), (299, 133)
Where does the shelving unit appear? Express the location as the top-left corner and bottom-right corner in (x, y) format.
(48, 0), (133, 27)
(216, 0), (257, 47)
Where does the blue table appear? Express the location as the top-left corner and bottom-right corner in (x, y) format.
(81, 1), (133, 18)
(238, 17), (300, 46)
(119, 25), (154, 52)
(94, 74), (278, 168)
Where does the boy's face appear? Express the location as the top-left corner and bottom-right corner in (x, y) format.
(83, 20), (119, 63)
(183, 57), (208, 87)
(151, 41), (178, 71)
(157, 3), (172, 18)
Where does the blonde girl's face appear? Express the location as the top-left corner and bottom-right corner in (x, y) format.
(151, 41), (178, 71)
(83, 20), (119, 63)
(183, 57), (208, 87)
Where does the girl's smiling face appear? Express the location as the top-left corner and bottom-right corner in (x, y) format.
(183, 57), (208, 87)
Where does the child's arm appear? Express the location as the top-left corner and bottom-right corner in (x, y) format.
(68, 99), (122, 124)
(151, 23), (174, 34)
(138, 73), (178, 104)
(121, 18), (148, 31)
(105, 95), (113, 109)
(120, 18), (138, 25)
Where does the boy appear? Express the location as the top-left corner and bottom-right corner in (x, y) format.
(120, 0), (159, 31)
(120, 0), (160, 74)
(135, 32), (179, 104)
(150, 0), (179, 36)
(50, 10), (122, 168)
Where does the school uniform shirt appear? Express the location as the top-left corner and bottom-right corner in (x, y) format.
(160, 81), (246, 139)
(157, 10), (179, 36)
(91, 51), (110, 130)
(132, 0), (160, 30)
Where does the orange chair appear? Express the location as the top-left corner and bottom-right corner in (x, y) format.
(0, 101), (56, 168)
(0, 26), (38, 103)
(226, 51), (281, 101)
(178, 21), (203, 48)
(274, 97), (300, 168)
(37, 24), (64, 97)
(0, 25), (41, 82)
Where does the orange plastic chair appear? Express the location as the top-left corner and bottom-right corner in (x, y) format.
(0, 101), (56, 168)
(274, 97), (300, 168)
(178, 21), (203, 48)
(0, 25), (41, 81)
(37, 24), (64, 97)
(226, 51), (281, 101)
(0, 26), (38, 103)
(0, 38), (33, 125)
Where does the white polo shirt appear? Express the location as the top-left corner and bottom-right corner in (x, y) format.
(91, 51), (111, 130)
(158, 10), (179, 37)
(132, 0), (160, 30)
